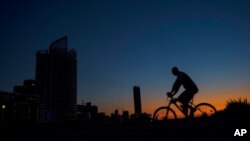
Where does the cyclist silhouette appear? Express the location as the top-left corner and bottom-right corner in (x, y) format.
(167, 67), (198, 116)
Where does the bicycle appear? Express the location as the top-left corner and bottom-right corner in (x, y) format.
(153, 92), (217, 123)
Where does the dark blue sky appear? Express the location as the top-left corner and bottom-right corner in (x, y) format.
(1, 0), (250, 114)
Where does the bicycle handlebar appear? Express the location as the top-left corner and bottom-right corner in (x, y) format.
(166, 92), (194, 105)
(166, 92), (174, 98)
(166, 92), (178, 103)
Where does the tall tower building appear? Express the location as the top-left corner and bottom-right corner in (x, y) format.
(36, 36), (77, 121)
(133, 86), (142, 114)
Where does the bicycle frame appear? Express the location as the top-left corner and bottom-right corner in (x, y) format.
(166, 97), (195, 118)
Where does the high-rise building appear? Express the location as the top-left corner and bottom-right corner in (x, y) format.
(133, 86), (142, 114)
(36, 36), (77, 121)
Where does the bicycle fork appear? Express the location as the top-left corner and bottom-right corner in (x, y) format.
(165, 102), (172, 119)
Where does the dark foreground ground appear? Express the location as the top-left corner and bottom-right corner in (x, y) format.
(1, 118), (249, 141)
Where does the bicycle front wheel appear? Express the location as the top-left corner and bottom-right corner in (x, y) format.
(153, 107), (177, 121)
(193, 103), (217, 118)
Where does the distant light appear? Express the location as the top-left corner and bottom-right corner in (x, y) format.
(32, 83), (35, 86)
(2, 105), (6, 109)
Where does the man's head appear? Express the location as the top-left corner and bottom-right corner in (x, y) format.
(172, 66), (179, 76)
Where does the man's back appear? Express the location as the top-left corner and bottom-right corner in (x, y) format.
(177, 71), (198, 91)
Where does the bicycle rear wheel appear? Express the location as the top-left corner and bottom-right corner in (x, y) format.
(153, 107), (177, 121)
(192, 103), (217, 125)
(193, 103), (217, 117)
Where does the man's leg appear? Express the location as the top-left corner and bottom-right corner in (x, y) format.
(178, 91), (189, 117)
(182, 103), (188, 117)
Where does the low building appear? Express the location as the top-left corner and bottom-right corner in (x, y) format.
(0, 90), (39, 123)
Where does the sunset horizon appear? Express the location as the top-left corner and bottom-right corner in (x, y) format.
(1, 0), (250, 118)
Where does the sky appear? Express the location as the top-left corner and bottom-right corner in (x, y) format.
(1, 0), (250, 115)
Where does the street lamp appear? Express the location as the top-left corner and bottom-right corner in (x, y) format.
(1, 104), (6, 121)
(2, 104), (6, 110)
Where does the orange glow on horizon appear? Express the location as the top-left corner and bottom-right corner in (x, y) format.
(142, 88), (250, 117)
(99, 87), (250, 117)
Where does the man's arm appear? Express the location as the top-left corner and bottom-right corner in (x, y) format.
(170, 79), (181, 96)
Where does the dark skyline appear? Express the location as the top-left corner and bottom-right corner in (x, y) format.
(1, 0), (250, 115)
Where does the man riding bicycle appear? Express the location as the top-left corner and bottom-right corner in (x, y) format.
(167, 67), (199, 116)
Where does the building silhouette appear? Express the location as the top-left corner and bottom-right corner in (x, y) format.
(133, 86), (142, 114)
(36, 36), (77, 121)
(14, 79), (36, 95)
(77, 102), (98, 121)
(0, 89), (39, 123)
